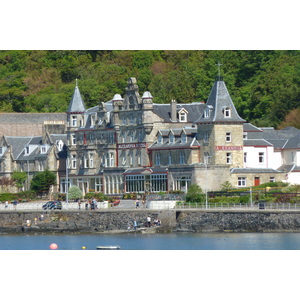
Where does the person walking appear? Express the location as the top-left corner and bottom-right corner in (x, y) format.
(133, 220), (138, 230)
(135, 199), (140, 209)
(147, 216), (151, 227)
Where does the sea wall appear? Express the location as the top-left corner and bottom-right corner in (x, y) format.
(1, 209), (300, 234)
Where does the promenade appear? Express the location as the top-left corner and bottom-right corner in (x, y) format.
(1, 199), (300, 212)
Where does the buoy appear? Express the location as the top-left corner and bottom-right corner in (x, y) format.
(49, 243), (58, 250)
(82, 246), (86, 250)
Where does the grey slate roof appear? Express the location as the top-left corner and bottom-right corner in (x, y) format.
(0, 113), (66, 123)
(4, 137), (33, 159)
(243, 139), (273, 147)
(243, 123), (262, 132)
(153, 103), (205, 123)
(195, 77), (245, 123)
(67, 86), (86, 113)
(230, 168), (283, 174)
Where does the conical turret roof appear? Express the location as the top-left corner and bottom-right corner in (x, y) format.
(67, 84), (86, 113)
(196, 76), (245, 123)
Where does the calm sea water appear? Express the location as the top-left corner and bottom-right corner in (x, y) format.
(1, 232), (300, 250)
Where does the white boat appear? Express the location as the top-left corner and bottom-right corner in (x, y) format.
(96, 245), (121, 250)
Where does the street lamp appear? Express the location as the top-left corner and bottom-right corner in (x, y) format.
(204, 155), (212, 210)
(66, 155), (69, 210)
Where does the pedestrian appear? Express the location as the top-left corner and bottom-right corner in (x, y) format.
(135, 199), (140, 209)
(13, 200), (18, 210)
(133, 220), (137, 230)
(78, 200), (81, 210)
(147, 216), (151, 227)
(5, 201), (8, 209)
(154, 218), (158, 226)
(85, 201), (88, 210)
(127, 222), (131, 231)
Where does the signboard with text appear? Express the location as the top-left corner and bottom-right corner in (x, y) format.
(117, 143), (147, 149)
(215, 146), (243, 151)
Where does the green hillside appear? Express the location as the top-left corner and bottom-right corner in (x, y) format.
(1, 50), (300, 128)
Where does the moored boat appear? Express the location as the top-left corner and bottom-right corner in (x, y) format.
(96, 245), (121, 250)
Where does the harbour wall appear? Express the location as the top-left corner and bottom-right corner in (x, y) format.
(1, 209), (300, 234)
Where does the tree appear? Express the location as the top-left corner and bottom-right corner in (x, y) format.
(0, 176), (15, 192)
(68, 186), (83, 200)
(186, 184), (204, 203)
(30, 169), (56, 195)
(11, 170), (27, 191)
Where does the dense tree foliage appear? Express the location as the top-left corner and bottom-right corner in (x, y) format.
(30, 169), (56, 195)
(1, 50), (300, 128)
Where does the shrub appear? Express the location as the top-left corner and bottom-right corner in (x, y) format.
(186, 184), (204, 203)
(68, 186), (83, 200)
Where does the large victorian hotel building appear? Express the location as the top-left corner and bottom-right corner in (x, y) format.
(0, 74), (299, 195)
(61, 75), (291, 195)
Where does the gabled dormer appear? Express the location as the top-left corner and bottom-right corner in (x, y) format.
(178, 108), (188, 122)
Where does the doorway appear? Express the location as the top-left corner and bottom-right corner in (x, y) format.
(254, 177), (260, 186)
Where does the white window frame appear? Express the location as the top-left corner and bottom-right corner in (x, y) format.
(71, 154), (77, 169)
(179, 112), (187, 122)
(259, 152), (265, 163)
(72, 115), (77, 127)
(238, 177), (246, 187)
(226, 132), (231, 142)
(226, 152), (232, 164)
(224, 107), (231, 118)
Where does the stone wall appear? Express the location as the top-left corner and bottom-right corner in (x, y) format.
(1, 210), (300, 234)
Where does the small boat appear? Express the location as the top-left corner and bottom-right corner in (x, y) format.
(96, 245), (121, 250)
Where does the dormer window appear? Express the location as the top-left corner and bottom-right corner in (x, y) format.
(204, 108), (210, 118)
(169, 134), (174, 144)
(181, 133), (187, 144)
(179, 111), (187, 122)
(223, 107), (231, 118)
(158, 134), (163, 144)
(24, 146), (30, 155)
(40, 145), (47, 154)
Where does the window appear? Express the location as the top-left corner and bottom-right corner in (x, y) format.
(120, 131), (125, 143)
(169, 134), (174, 144)
(243, 132), (248, 140)
(226, 132), (231, 142)
(72, 115), (77, 127)
(180, 151), (185, 164)
(204, 131), (209, 143)
(270, 177), (275, 182)
(122, 116), (126, 125)
(125, 175), (145, 193)
(181, 133), (187, 144)
(138, 130), (143, 142)
(151, 174), (167, 192)
(155, 153), (161, 166)
(38, 161), (44, 171)
(130, 115), (135, 125)
(226, 152), (232, 164)
(121, 151), (126, 166)
(91, 115), (95, 127)
(168, 153), (172, 165)
(158, 134), (163, 144)
(109, 153), (114, 167)
(204, 108), (210, 118)
(71, 154), (77, 169)
(71, 134), (76, 145)
(40, 145), (47, 153)
(179, 111), (187, 122)
(137, 151), (141, 165)
(129, 151), (134, 165)
(259, 152), (264, 163)
(129, 131), (134, 142)
(244, 152), (247, 163)
(89, 153), (94, 168)
(223, 107), (231, 118)
(291, 152), (296, 163)
(238, 177), (246, 187)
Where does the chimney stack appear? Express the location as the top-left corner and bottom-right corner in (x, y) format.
(171, 99), (177, 122)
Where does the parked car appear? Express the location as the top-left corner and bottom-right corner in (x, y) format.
(42, 200), (62, 210)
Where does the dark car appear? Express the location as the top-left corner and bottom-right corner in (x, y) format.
(42, 200), (62, 210)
